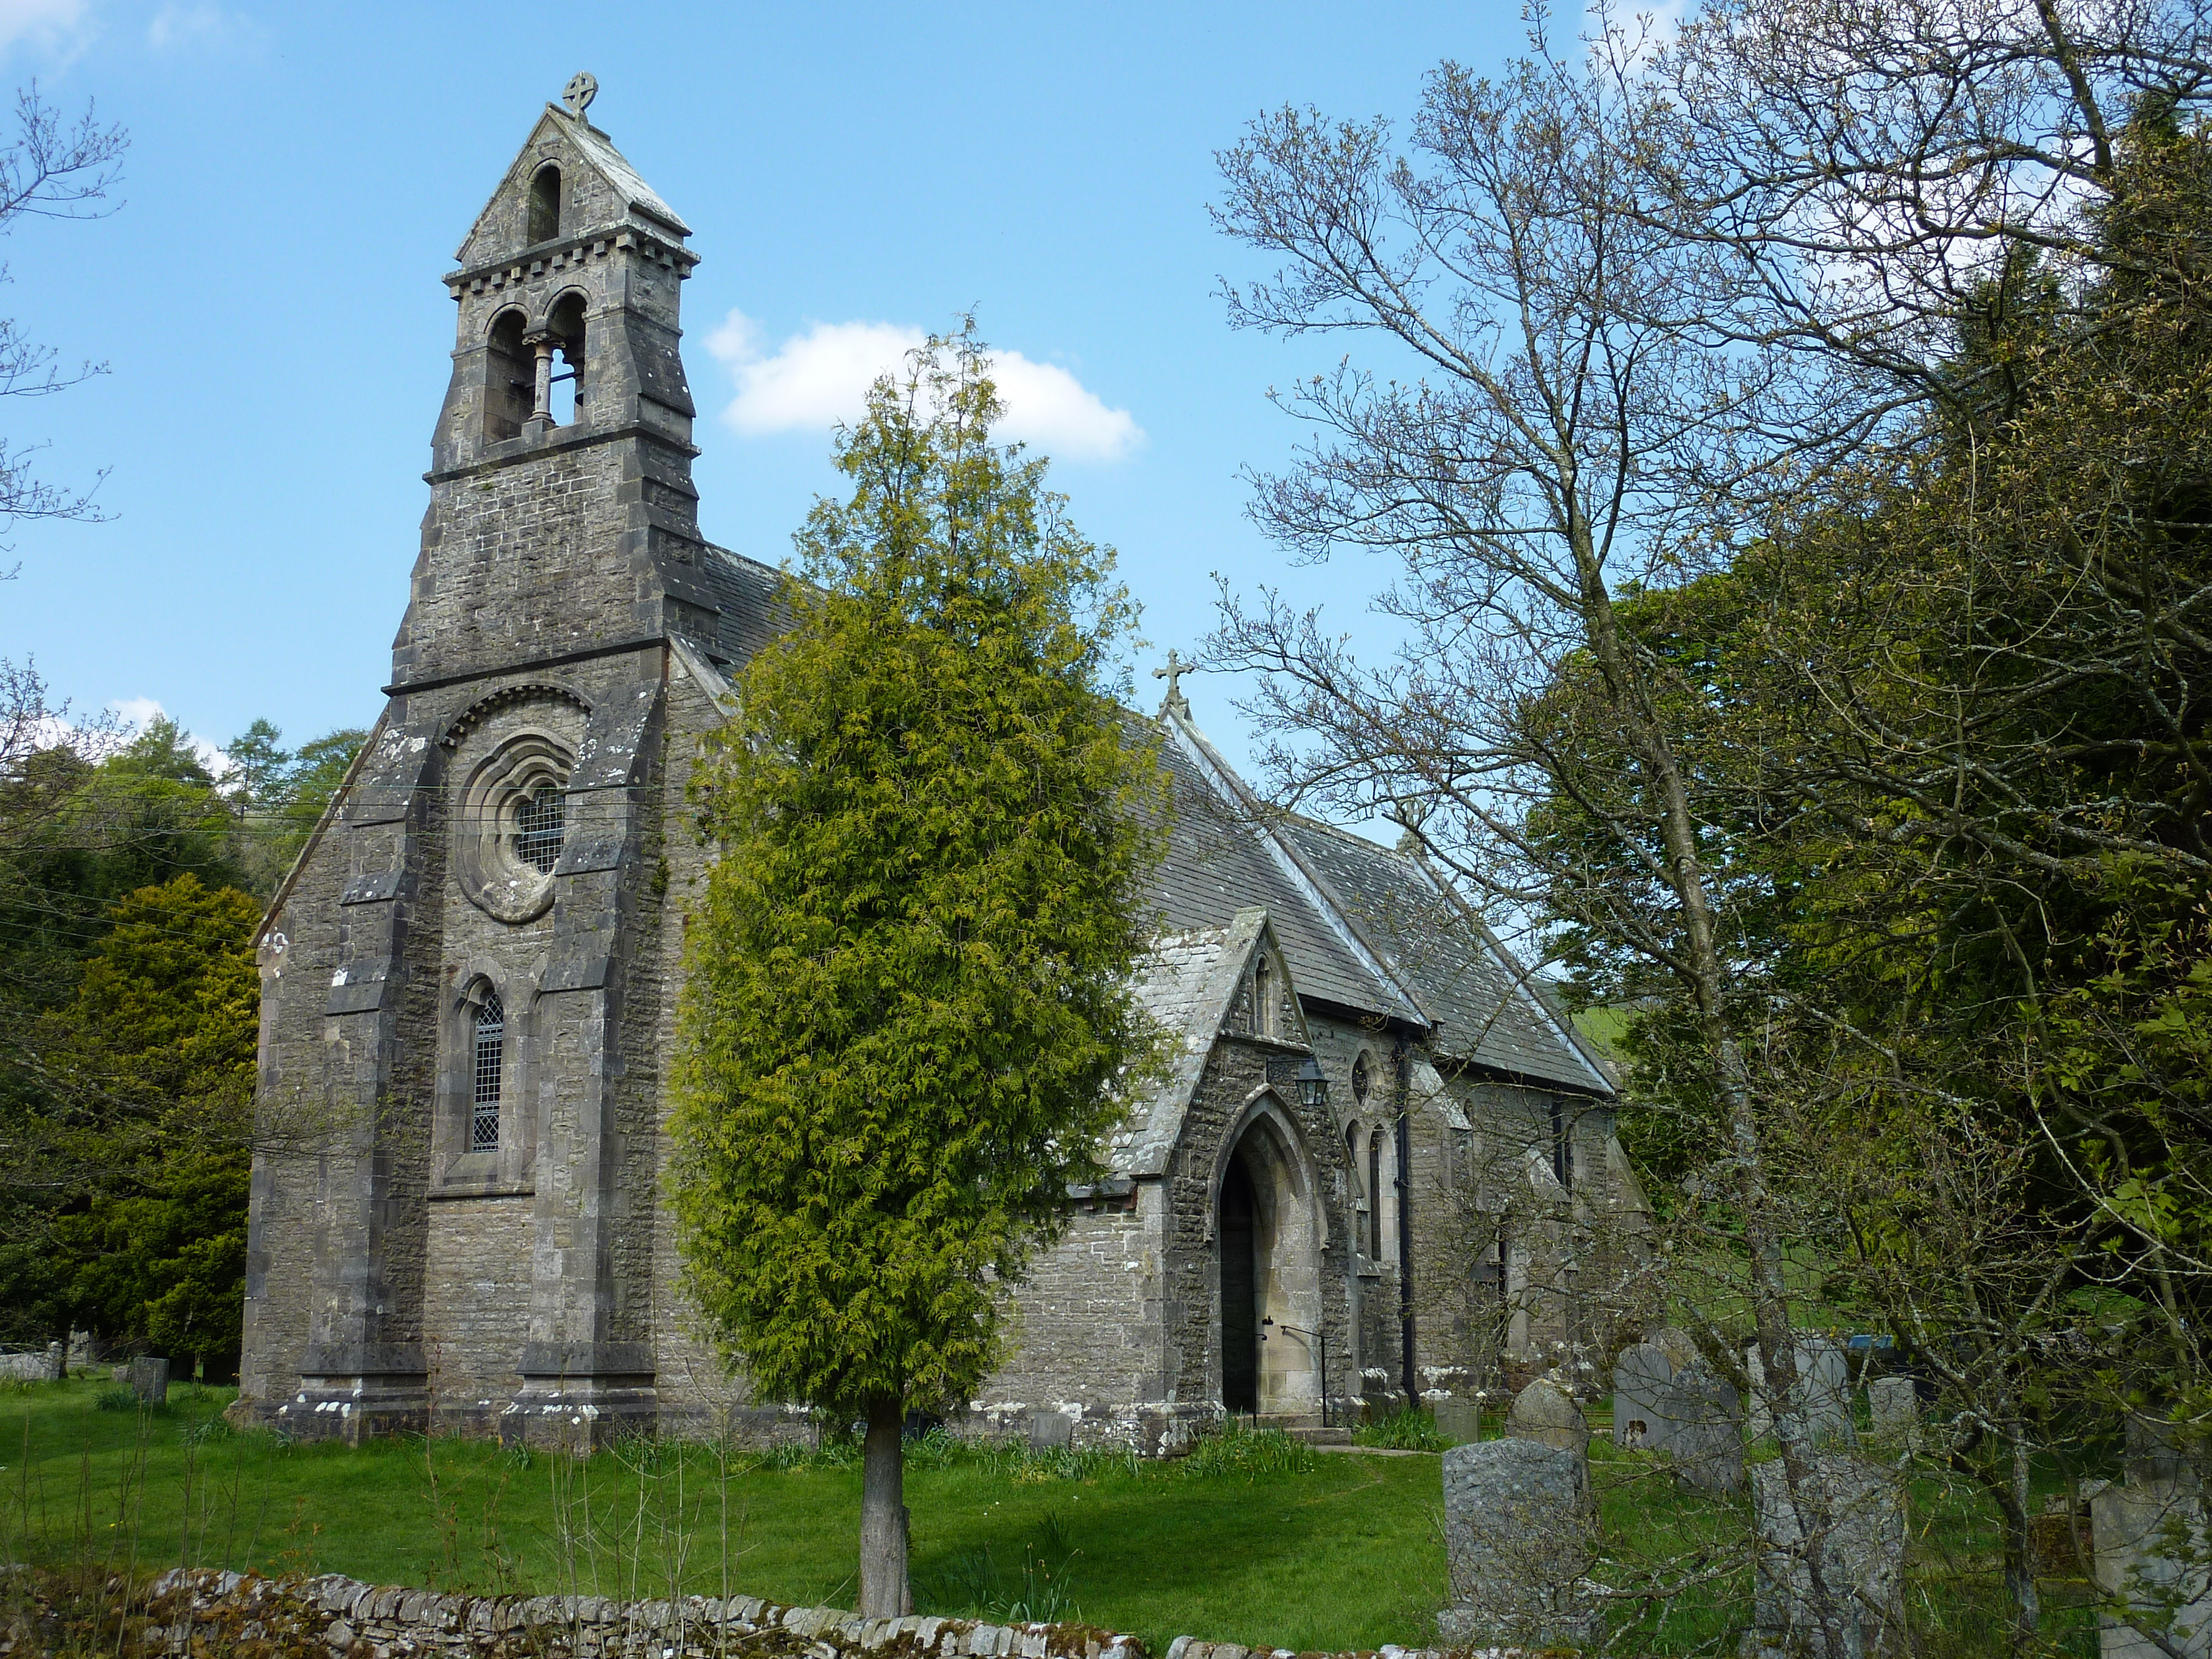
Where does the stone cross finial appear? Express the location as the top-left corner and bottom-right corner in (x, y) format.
(563, 72), (598, 120)
(1153, 651), (1192, 719)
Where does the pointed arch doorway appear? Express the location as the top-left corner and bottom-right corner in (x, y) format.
(1216, 1100), (1324, 1418)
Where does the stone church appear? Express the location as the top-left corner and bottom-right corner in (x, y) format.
(235, 88), (1640, 1452)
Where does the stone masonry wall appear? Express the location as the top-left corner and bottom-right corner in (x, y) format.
(643, 655), (772, 1435)
(123, 1570), (1153, 1659)
(116, 1570), (1494, 1659)
(422, 1196), (533, 1423)
(972, 1192), (1167, 1448)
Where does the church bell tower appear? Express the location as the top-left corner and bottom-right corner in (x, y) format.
(243, 78), (728, 1447)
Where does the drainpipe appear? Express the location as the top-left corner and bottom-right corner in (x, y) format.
(1394, 1037), (1416, 1407)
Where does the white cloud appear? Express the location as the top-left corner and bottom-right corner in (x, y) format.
(708, 312), (1145, 464)
(109, 694), (166, 731)
(0, 0), (90, 56)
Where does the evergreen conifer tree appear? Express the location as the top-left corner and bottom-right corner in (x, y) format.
(670, 327), (1164, 1615)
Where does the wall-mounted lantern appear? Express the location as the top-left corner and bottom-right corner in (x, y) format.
(1296, 1055), (1329, 1111)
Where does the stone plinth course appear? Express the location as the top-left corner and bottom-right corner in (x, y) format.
(1437, 1436), (1600, 1651)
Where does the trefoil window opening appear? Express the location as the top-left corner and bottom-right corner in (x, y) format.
(472, 993), (504, 1153)
(515, 782), (565, 875)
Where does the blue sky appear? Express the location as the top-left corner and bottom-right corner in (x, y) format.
(0, 0), (1524, 776)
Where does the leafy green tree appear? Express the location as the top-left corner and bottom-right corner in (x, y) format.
(670, 327), (1164, 1615)
(221, 720), (369, 894)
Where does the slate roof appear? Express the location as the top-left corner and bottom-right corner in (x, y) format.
(1147, 709), (1609, 1097)
(561, 112), (692, 235)
(693, 544), (793, 667)
(1147, 719), (1423, 1026)
(1276, 814), (1612, 1093)
(681, 548), (1609, 1102)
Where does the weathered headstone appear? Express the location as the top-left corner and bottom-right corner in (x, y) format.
(1507, 1377), (1590, 1458)
(1437, 1437), (1599, 1651)
(126, 1356), (169, 1407)
(1613, 1342), (1675, 1450)
(1866, 1376), (1919, 1444)
(1432, 1395), (1481, 1445)
(1028, 1409), (1073, 1450)
(2092, 1476), (2212, 1657)
(0, 1343), (62, 1382)
(1663, 1366), (1744, 1494)
(1748, 1455), (1906, 1658)
(1651, 1326), (1702, 1374)
(1747, 1340), (1854, 1446)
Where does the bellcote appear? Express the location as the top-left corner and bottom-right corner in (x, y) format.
(397, 82), (716, 689)
(430, 93), (698, 478)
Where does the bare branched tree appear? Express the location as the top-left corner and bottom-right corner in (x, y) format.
(0, 84), (126, 543)
(1204, 16), (1874, 1647)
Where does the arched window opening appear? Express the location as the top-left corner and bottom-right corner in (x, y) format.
(1352, 1051), (1372, 1104)
(1367, 1128), (1383, 1258)
(472, 992), (505, 1152)
(1253, 957), (1272, 1038)
(486, 309), (532, 441)
(1550, 1096), (1572, 1191)
(546, 292), (587, 425)
(528, 164), (561, 245)
(514, 780), (564, 874)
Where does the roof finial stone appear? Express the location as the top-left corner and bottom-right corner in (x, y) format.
(563, 72), (598, 121)
(1153, 650), (1192, 719)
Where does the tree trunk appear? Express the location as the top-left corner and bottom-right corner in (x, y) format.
(1569, 528), (1852, 1657)
(859, 1393), (911, 1617)
(2000, 1435), (2042, 1652)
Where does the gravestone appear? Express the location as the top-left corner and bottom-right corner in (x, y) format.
(1432, 1395), (1481, 1444)
(1747, 1340), (1854, 1446)
(1613, 1342), (1675, 1450)
(1663, 1366), (1744, 1494)
(1028, 1409), (1074, 1450)
(1651, 1326), (1702, 1374)
(1437, 1438), (1599, 1651)
(1748, 1455), (1906, 1658)
(126, 1356), (169, 1407)
(1507, 1378), (1590, 1458)
(2092, 1476), (2212, 1657)
(1867, 1376), (1919, 1444)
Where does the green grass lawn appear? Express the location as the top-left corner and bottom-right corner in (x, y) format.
(0, 1378), (2106, 1656)
(0, 1379), (1447, 1654)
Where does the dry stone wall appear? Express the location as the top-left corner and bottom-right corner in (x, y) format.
(109, 1571), (1544, 1659)
(125, 1570), (1155, 1659)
